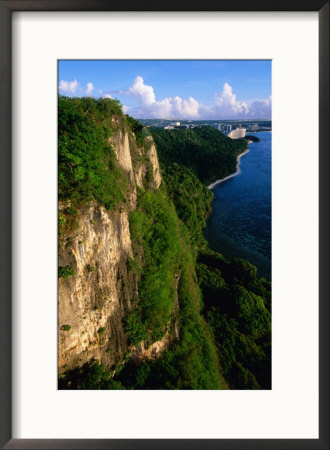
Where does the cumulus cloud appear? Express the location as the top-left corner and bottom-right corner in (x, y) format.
(86, 82), (94, 95)
(121, 76), (200, 119)
(123, 76), (156, 106)
(59, 80), (96, 96)
(248, 96), (272, 119)
(213, 82), (249, 117)
(58, 76), (271, 119)
(120, 76), (270, 120)
(59, 79), (79, 94)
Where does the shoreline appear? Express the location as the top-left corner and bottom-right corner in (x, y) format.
(208, 147), (250, 189)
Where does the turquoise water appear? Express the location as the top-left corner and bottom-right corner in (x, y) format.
(205, 132), (271, 280)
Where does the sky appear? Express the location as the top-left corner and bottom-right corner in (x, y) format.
(58, 60), (271, 120)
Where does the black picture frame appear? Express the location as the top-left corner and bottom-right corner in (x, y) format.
(0, 1), (328, 449)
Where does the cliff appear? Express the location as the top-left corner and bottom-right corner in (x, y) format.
(58, 97), (271, 390)
(58, 109), (165, 374)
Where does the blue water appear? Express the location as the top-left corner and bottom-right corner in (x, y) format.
(205, 132), (271, 280)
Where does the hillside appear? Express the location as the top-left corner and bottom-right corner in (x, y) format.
(150, 126), (247, 185)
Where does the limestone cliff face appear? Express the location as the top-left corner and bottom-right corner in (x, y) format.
(145, 136), (162, 189)
(58, 124), (164, 373)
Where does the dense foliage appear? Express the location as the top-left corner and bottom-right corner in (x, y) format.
(116, 237), (225, 390)
(162, 163), (213, 247)
(58, 102), (271, 390)
(59, 361), (125, 390)
(151, 126), (247, 185)
(123, 188), (224, 389)
(245, 135), (261, 142)
(149, 125), (271, 390)
(197, 249), (271, 389)
(128, 190), (182, 342)
(58, 96), (128, 210)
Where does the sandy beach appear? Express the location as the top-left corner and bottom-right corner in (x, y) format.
(208, 147), (250, 189)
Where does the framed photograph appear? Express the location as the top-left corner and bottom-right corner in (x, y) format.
(0, 1), (328, 449)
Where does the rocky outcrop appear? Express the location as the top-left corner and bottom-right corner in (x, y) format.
(58, 123), (168, 373)
(145, 137), (162, 189)
(58, 204), (134, 372)
(109, 123), (161, 197)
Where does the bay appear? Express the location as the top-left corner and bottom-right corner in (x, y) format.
(205, 131), (272, 280)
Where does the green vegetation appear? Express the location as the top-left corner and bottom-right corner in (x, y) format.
(58, 96), (128, 210)
(161, 163), (213, 247)
(245, 135), (260, 142)
(116, 249), (225, 390)
(125, 115), (151, 150)
(129, 190), (182, 341)
(58, 361), (125, 390)
(197, 249), (271, 389)
(151, 126), (247, 186)
(123, 309), (148, 346)
(58, 265), (76, 279)
(86, 264), (96, 272)
(60, 324), (71, 331)
(58, 102), (271, 390)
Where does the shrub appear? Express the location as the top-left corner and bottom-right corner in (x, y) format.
(123, 309), (148, 346)
(58, 361), (125, 390)
(58, 265), (76, 279)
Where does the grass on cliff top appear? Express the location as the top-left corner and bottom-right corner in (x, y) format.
(58, 95), (128, 210)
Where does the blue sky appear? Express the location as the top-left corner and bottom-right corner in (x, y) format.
(58, 60), (271, 120)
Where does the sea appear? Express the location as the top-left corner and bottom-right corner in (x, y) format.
(204, 131), (271, 280)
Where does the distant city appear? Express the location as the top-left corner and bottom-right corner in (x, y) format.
(138, 119), (272, 140)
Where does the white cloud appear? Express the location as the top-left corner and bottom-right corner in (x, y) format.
(121, 76), (200, 119)
(86, 82), (94, 95)
(123, 76), (156, 106)
(213, 82), (249, 117)
(58, 76), (271, 119)
(248, 96), (272, 119)
(59, 79), (79, 94)
(121, 76), (270, 120)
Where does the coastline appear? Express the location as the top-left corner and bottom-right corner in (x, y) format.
(208, 147), (250, 189)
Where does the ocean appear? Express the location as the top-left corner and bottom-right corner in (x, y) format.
(205, 131), (272, 280)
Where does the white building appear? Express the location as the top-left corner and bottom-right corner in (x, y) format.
(228, 127), (246, 139)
